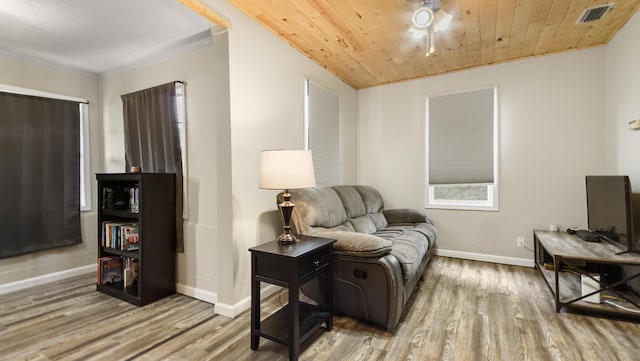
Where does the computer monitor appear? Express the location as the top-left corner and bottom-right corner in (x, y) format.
(586, 175), (636, 254)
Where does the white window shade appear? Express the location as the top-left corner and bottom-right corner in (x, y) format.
(305, 79), (340, 186)
(428, 88), (495, 185)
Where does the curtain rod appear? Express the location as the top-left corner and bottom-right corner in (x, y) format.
(0, 84), (89, 104)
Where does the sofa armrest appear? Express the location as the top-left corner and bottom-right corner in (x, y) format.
(383, 208), (429, 224)
(332, 253), (404, 330)
(315, 231), (392, 257)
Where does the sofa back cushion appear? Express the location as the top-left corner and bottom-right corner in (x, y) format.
(354, 185), (388, 231)
(286, 185), (389, 235)
(287, 187), (348, 235)
(332, 186), (366, 218)
(349, 215), (377, 234)
(353, 185), (384, 214)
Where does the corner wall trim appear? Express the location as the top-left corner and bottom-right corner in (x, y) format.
(0, 264), (96, 295)
(436, 249), (535, 268)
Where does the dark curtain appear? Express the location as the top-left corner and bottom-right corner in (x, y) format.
(0, 92), (82, 258)
(121, 82), (184, 252)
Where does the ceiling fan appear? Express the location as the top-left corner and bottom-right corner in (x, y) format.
(408, 0), (453, 56)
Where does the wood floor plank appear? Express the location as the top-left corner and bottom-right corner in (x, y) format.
(1, 257), (640, 360)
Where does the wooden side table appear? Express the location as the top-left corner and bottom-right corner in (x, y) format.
(249, 235), (336, 361)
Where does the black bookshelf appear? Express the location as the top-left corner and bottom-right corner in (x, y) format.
(96, 173), (176, 306)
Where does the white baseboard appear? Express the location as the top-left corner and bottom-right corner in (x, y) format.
(176, 283), (218, 305)
(213, 284), (280, 319)
(0, 264), (96, 295)
(436, 249), (535, 268)
(175, 283), (279, 319)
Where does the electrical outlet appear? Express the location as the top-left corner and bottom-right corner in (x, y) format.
(517, 236), (525, 248)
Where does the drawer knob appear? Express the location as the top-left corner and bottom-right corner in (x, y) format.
(314, 260), (320, 267)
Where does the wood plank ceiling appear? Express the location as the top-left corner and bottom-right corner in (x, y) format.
(227, 0), (640, 89)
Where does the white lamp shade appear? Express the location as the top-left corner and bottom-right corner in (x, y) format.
(433, 10), (453, 32)
(259, 150), (316, 190)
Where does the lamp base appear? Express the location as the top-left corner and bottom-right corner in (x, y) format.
(277, 190), (297, 244)
(277, 233), (297, 244)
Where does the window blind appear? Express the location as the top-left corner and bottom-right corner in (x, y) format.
(428, 88), (495, 185)
(305, 79), (340, 186)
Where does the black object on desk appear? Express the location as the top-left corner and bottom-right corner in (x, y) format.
(249, 235), (336, 361)
(576, 229), (601, 242)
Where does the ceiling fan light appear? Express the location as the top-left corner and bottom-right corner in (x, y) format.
(412, 7), (434, 28)
(433, 10), (453, 32)
(409, 26), (427, 39)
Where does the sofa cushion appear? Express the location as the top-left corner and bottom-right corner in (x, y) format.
(349, 215), (377, 234)
(413, 222), (438, 246)
(288, 187), (347, 234)
(375, 225), (433, 281)
(333, 186), (367, 219)
(334, 185), (389, 232)
(315, 230), (392, 257)
(368, 211), (388, 231)
(354, 185), (385, 214)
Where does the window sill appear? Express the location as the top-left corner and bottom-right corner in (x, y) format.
(425, 204), (499, 212)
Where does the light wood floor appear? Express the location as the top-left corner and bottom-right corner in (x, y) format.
(1, 256), (639, 361)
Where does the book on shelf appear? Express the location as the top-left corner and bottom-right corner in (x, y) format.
(122, 224), (139, 251)
(98, 256), (138, 288)
(124, 257), (139, 287)
(101, 222), (139, 251)
(129, 186), (139, 213)
(102, 187), (113, 210)
(99, 257), (123, 285)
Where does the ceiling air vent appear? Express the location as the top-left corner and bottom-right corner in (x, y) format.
(576, 3), (614, 24)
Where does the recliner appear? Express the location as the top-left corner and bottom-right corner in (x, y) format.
(279, 185), (437, 330)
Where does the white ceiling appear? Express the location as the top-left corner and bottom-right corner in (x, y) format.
(0, 0), (214, 74)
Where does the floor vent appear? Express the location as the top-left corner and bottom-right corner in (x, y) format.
(576, 3), (614, 24)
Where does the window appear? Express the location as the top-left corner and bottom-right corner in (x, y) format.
(0, 84), (91, 211)
(426, 87), (498, 211)
(304, 78), (340, 186)
(0, 87), (85, 257)
(175, 82), (188, 218)
(79, 103), (91, 211)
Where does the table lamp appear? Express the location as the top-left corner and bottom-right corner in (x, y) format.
(259, 150), (316, 244)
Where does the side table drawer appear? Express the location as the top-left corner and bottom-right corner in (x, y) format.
(299, 247), (330, 280)
(254, 254), (291, 285)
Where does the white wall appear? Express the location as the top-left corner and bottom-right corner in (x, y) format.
(100, 36), (227, 304)
(207, 0), (358, 312)
(357, 48), (607, 263)
(604, 11), (640, 291)
(0, 55), (101, 288)
(605, 11), (640, 186)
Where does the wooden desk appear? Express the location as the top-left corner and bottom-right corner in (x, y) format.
(249, 235), (336, 361)
(534, 230), (640, 318)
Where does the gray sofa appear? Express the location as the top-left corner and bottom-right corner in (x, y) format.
(280, 185), (437, 330)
